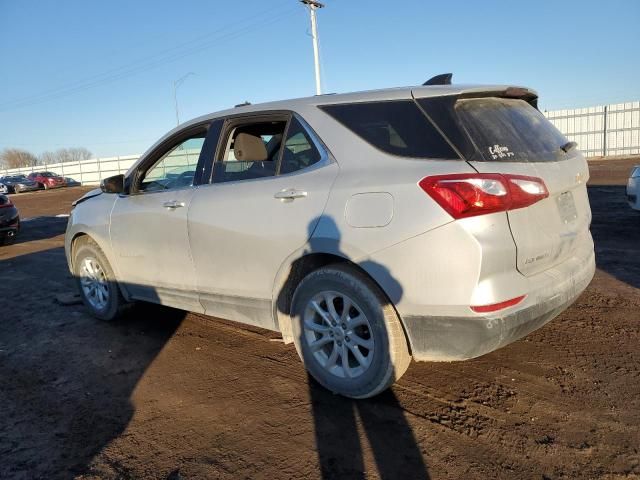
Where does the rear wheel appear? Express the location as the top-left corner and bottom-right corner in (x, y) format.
(291, 264), (411, 399)
(73, 237), (128, 321)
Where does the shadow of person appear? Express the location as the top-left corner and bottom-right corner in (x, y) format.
(281, 215), (429, 479)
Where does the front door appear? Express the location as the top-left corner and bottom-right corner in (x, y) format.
(109, 128), (210, 311)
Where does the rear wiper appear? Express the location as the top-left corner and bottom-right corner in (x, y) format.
(560, 141), (577, 153)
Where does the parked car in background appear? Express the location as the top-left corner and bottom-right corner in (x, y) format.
(27, 171), (66, 190)
(0, 182), (7, 194)
(64, 177), (82, 187)
(65, 79), (595, 398)
(0, 194), (20, 245)
(0, 175), (41, 193)
(627, 165), (640, 210)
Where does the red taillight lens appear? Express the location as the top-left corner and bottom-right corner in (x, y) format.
(419, 173), (548, 219)
(471, 295), (526, 313)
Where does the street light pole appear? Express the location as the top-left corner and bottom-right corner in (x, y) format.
(301, 0), (324, 95)
(173, 72), (195, 126)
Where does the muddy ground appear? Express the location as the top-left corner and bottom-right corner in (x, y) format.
(1, 157), (639, 480)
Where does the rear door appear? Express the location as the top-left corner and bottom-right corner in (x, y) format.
(188, 113), (338, 329)
(416, 94), (592, 276)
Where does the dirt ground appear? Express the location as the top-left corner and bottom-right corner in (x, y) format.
(1, 157), (639, 480)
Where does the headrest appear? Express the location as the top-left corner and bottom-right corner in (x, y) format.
(234, 133), (267, 161)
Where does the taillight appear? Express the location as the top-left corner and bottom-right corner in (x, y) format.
(419, 173), (548, 219)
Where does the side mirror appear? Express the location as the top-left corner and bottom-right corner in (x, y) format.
(100, 174), (125, 194)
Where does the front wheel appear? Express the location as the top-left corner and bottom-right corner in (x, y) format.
(291, 264), (411, 399)
(73, 237), (128, 321)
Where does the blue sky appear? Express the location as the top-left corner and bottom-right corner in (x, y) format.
(0, 0), (638, 158)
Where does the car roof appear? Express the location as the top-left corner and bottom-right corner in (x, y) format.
(199, 83), (530, 121)
(139, 83), (534, 161)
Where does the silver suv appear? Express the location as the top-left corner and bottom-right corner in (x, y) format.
(65, 82), (595, 398)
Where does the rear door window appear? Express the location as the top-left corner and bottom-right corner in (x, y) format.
(319, 100), (459, 159)
(213, 120), (287, 183)
(455, 98), (569, 162)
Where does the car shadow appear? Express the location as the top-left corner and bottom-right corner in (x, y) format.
(587, 184), (640, 288)
(2, 211), (429, 478)
(278, 215), (430, 479)
(14, 216), (68, 243)
(0, 244), (187, 478)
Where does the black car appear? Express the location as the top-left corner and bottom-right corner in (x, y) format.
(64, 177), (82, 187)
(0, 175), (41, 193)
(0, 194), (20, 245)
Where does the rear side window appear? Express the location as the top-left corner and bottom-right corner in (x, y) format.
(455, 98), (569, 162)
(279, 117), (322, 174)
(319, 101), (459, 159)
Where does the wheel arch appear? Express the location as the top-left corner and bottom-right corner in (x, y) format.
(69, 231), (132, 302)
(272, 251), (411, 352)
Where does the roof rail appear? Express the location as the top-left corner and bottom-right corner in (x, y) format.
(423, 73), (453, 86)
(235, 101), (251, 107)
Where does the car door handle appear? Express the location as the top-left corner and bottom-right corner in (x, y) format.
(163, 200), (185, 209)
(274, 189), (308, 200)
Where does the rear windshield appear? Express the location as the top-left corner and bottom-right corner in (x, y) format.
(455, 98), (568, 162)
(319, 100), (459, 159)
(0, 195), (9, 205)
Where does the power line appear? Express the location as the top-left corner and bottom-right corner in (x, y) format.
(0, 4), (300, 112)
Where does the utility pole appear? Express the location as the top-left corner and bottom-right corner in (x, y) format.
(301, 0), (324, 95)
(173, 72), (195, 126)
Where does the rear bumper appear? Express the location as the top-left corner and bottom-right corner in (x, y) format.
(403, 248), (595, 362)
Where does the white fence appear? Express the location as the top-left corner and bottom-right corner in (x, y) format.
(544, 101), (640, 157)
(0, 155), (140, 186)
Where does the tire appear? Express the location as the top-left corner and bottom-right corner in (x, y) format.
(73, 237), (128, 321)
(0, 233), (14, 246)
(291, 264), (411, 399)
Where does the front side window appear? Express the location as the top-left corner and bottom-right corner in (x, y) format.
(140, 135), (205, 192)
(279, 117), (322, 174)
(213, 120), (286, 183)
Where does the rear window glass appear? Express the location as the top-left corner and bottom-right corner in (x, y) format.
(455, 98), (569, 162)
(0, 195), (9, 205)
(319, 101), (459, 159)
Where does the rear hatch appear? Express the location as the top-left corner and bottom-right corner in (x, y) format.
(415, 91), (592, 277)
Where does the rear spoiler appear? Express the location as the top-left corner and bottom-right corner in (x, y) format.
(418, 74), (539, 109)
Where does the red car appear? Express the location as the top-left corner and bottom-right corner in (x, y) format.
(27, 171), (67, 190)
